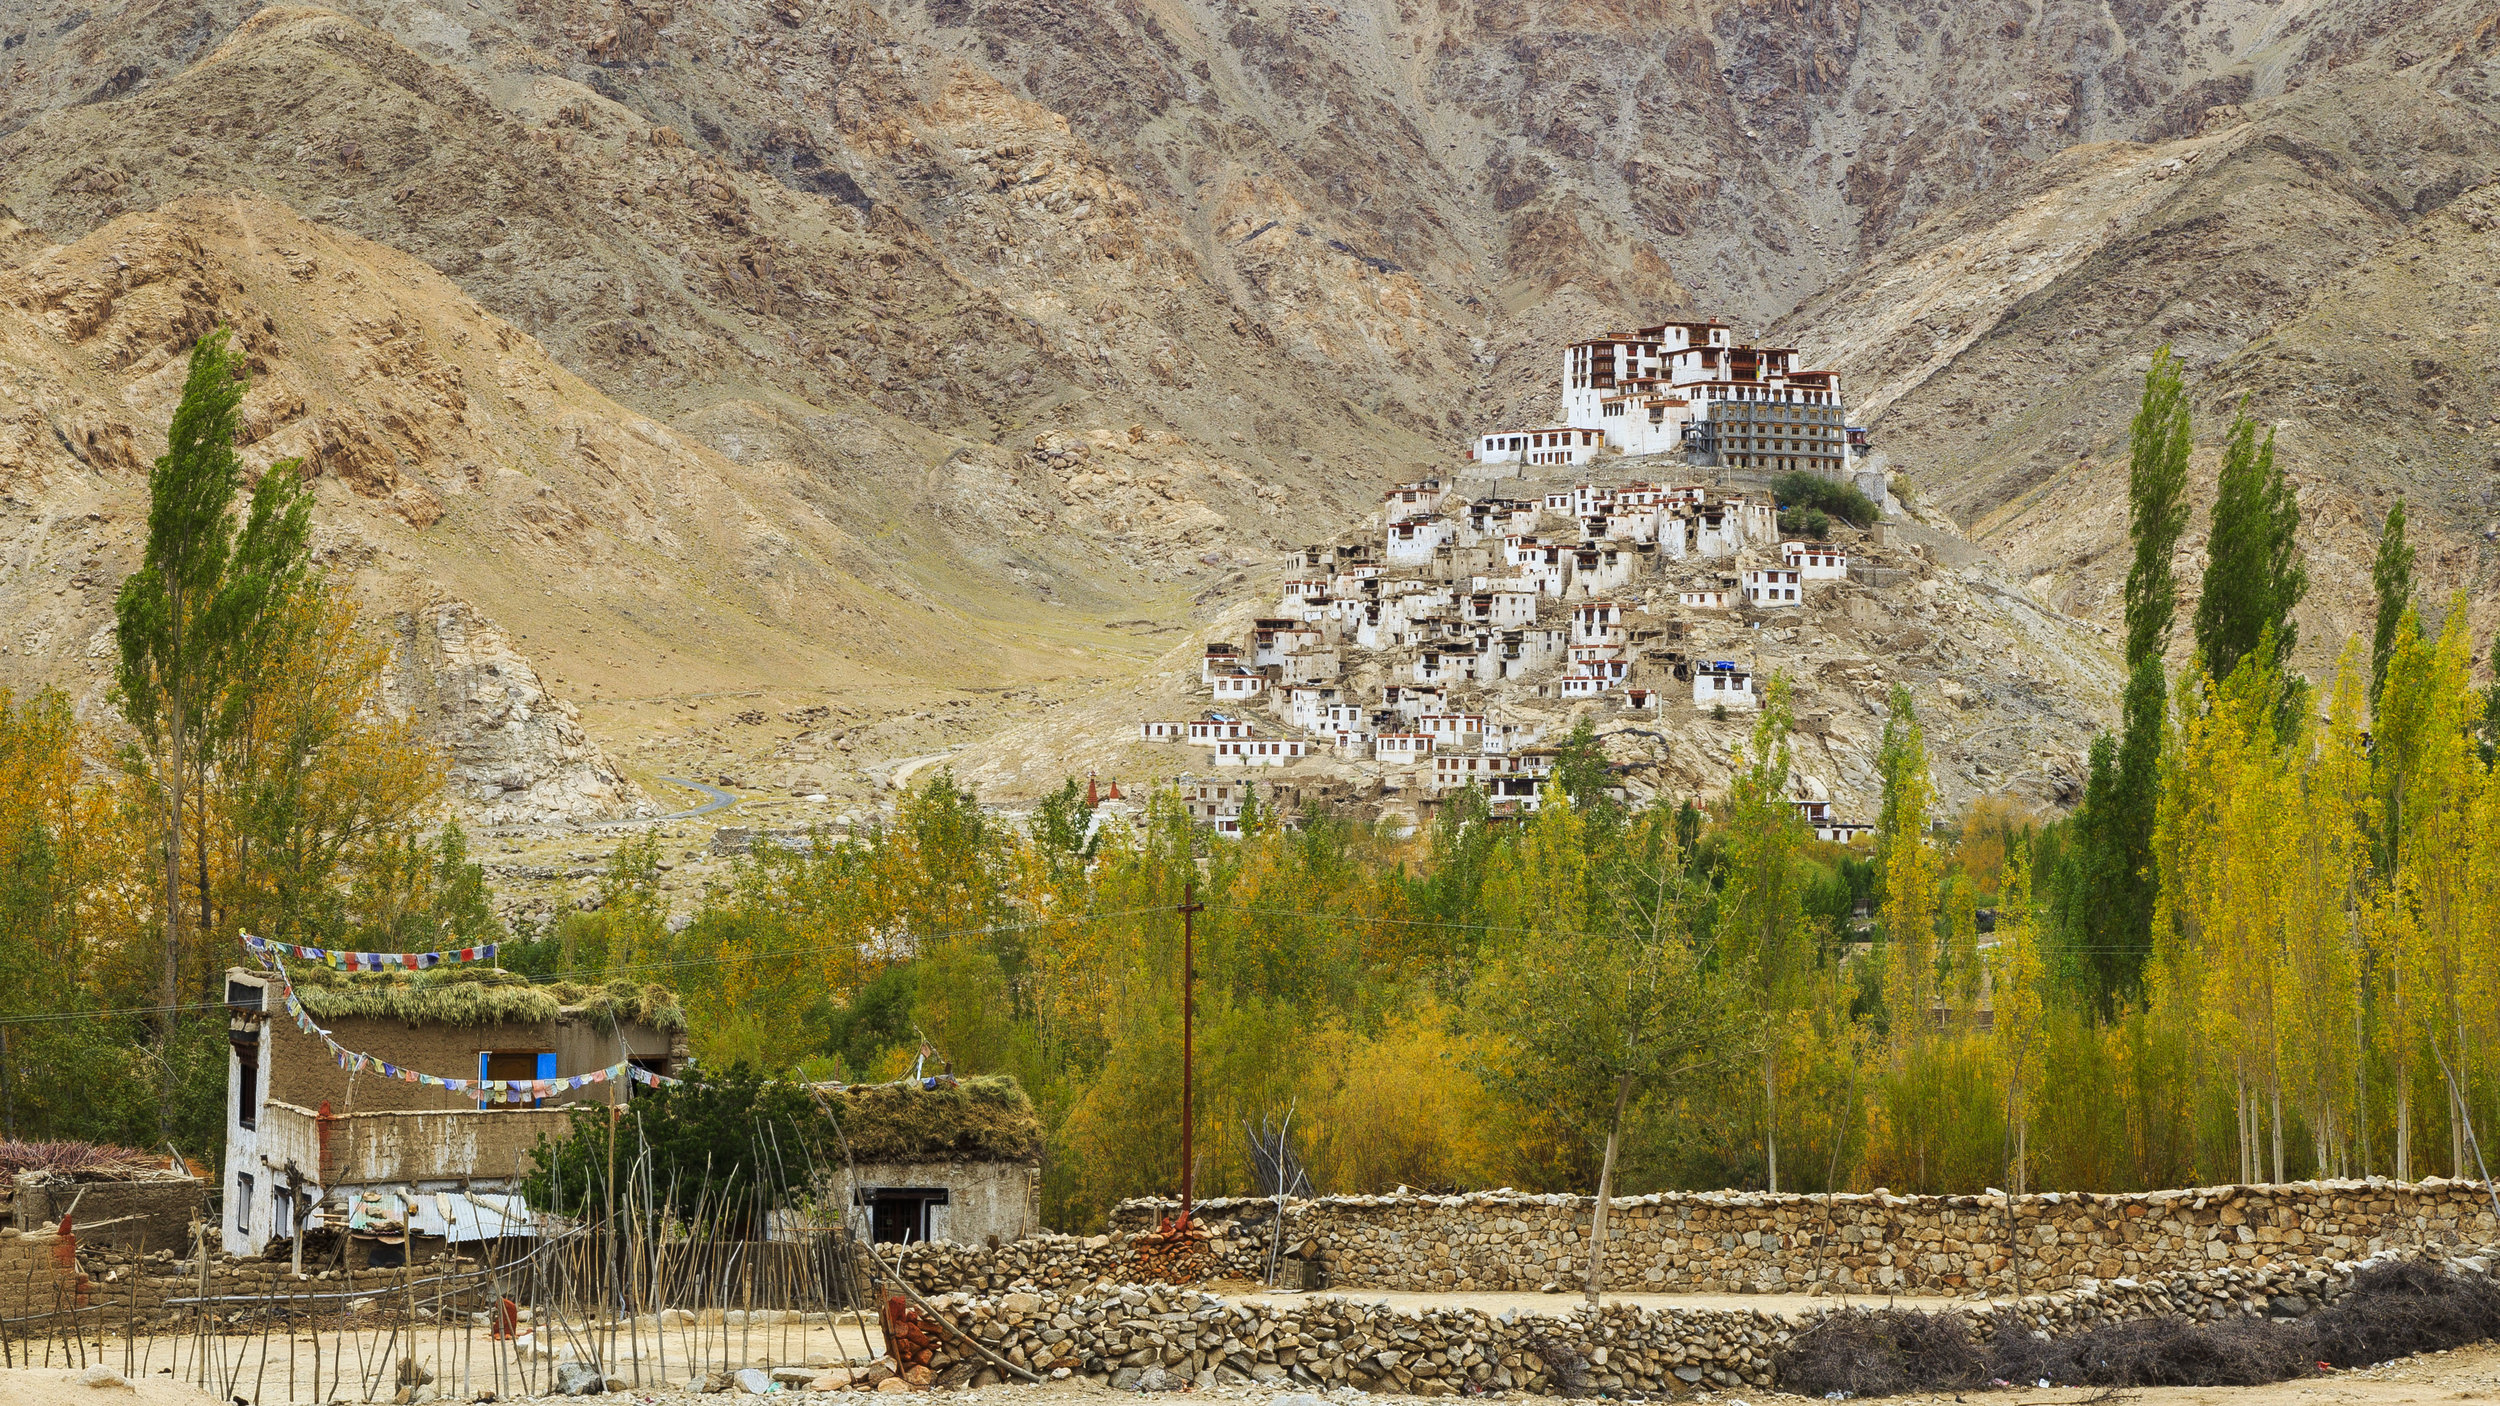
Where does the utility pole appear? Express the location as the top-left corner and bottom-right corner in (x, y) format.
(1178, 880), (1203, 1231)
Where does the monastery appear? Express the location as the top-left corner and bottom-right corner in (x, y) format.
(1136, 317), (1889, 832)
(1469, 320), (1867, 477)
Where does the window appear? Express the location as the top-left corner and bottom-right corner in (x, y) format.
(481, 1050), (558, 1109)
(234, 1032), (261, 1131)
(235, 1173), (253, 1236)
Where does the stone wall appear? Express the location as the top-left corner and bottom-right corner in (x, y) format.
(1098, 1179), (2500, 1296)
(39, 1245), (496, 1326)
(898, 1245), (2498, 1396)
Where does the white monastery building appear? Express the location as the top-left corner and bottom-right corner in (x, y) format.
(1472, 320), (1858, 478)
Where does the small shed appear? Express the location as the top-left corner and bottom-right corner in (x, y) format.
(2, 1141), (203, 1253)
(822, 1076), (1042, 1246)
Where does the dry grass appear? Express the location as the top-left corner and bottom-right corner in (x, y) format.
(829, 1075), (1041, 1165)
(288, 965), (685, 1030)
(0, 1140), (169, 1181)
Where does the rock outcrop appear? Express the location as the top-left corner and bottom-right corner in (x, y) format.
(382, 597), (650, 827)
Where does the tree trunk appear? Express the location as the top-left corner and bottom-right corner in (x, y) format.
(2396, 1082), (2411, 1182)
(1763, 1049), (1779, 1195)
(2270, 1080), (2284, 1185)
(158, 680), (185, 1141)
(1584, 1071), (1635, 1307)
(2011, 1076), (2027, 1195)
(2353, 989), (2370, 1178)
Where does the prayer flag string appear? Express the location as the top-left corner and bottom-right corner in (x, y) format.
(241, 933), (679, 1101)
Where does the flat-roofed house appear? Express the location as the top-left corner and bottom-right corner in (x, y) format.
(221, 964), (686, 1261)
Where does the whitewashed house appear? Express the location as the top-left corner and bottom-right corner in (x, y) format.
(1385, 515), (1456, 567)
(1750, 562), (1810, 602)
(1383, 684), (1450, 721)
(1375, 733), (1436, 765)
(1742, 567), (1803, 607)
(1214, 737), (1308, 768)
(1693, 664), (1758, 710)
(1460, 499), (1541, 545)
(1465, 588), (1540, 628)
(1567, 544), (1637, 597)
(1571, 602), (1626, 647)
(1278, 685), (1342, 731)
(1141, 720), (1188, 742)
(1378, 477), (1448, 525)
(1211, 670), (1269, 701)
(1179, 777), (1250, 835)
(1417, 713), (1486, 749)
(1186, 717), (1257, 744)
(1781, 542), (1849, 580)
(1678, 587), (1734, 610)
(1474, 426), (1604, 467)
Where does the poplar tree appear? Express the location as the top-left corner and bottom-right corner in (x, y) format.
(1991, 852), (2046, 1192)
(2193, 404), (2305, 687)
(114, 327), (316, 1132)
(2124, 347), (2194, 668)
(2074, 347), (2196, 1015)
(1716, 675), (1809, 1191)
(2370, 500), (2414, 704)
(1876, 687), (1938, 1037)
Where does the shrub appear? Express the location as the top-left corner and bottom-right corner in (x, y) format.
(1773, 471), (1878, 528)
(1780, 507), (1833, 540)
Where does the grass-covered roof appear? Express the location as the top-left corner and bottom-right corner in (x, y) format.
(286, 965), (685, 1031)
(827, 1074), (1042, 1166)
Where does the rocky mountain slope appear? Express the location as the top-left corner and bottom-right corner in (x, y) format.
(1779, 48), (2500, 670)
(1, 0), (2496, 826)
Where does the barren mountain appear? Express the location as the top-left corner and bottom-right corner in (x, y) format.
(1, 0), (2496, 821)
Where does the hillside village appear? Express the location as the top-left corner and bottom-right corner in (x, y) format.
(1096, 321), (2117, 837)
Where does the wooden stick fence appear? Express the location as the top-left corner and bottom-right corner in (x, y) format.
(1, 1212), (878, 1403)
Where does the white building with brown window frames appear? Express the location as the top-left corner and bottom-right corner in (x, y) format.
(1742, 567), (1803, 607)
(1781, 542), (1849, 580)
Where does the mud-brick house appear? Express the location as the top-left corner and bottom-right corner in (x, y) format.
(220, 965), (687, 1259)
(822, 1076), (1042, 1245)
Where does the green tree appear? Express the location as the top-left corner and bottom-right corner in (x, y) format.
(2479, 636), (2500, 768)
(524, 1062), (829, 1227)
(2106, 657), (2168, 1008)
(2371, 500), (2415, 704)
(1552, 715), (1614, 813)
(1715, 675), (1810, 1191)
(1472, 800), (1748, 1302)
(2193, 403), (2305, 686)
(2124, 345), (2194, 668)
(112, 326), (312, 1132)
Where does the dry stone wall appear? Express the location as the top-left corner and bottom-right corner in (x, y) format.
(1092, 1180), (2500, 1296)
(900, 1246), (2500, 1396)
